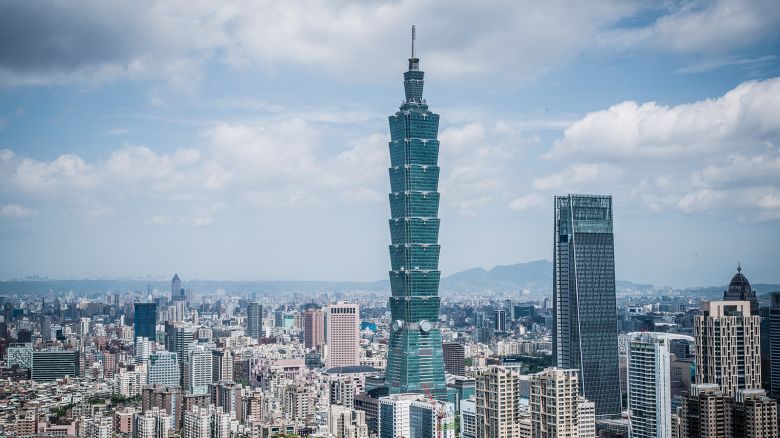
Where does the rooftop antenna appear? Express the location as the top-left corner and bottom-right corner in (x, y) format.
(412, 25), (416, 59)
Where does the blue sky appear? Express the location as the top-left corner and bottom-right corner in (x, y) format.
(1, 0), (779, 287)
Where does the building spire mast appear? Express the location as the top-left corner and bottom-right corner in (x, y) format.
(412, 25), (416, 58)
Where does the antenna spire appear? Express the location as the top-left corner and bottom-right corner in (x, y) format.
(412, 25), (416, 58)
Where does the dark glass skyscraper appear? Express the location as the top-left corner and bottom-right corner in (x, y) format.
(553, 194), (621, 417)
(385, 27), (446, 399)
(134, 302), (157, 341)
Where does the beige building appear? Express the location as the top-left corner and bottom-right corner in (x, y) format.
(475, 365), (524, 438)
(329, 404), (369, 438)
(530, 368), (587, 438)
(731, 389), (778, 438)
(694, 301), (761, 397)
(680, 384), (727, 438)
(326, 301), (360, 369)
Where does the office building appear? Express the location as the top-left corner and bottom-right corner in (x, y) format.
(134, 302), (158, 341)
(185, 345), (212, 395)
(247, 302), (262, 339)
(553, 194), (621, 417)
(147, 351), (179, 387)
(530, 368), (582, 438)
(135, 336), (152, 364)
(769, 292), (780, 398)
(7, 343), (33, 369)
(476, 365), (523, 438)
(494, 308), (507, 333)
(378, 393), (455, 438)
(304, 308), (325, 351)
(385, 28), (447, 400)
(31, 349), (80, 381)
(694, 301), (761, 397)
(627, 334), (671, 438)
(722, 265), (759, 315)
(211, 348), (233, 382)
(460, 398), (476, 438)
(442, 342), (465, 376)
(171, 273), (181, 300)
(326, 301), (360, 369)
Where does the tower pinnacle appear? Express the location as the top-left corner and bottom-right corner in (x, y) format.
(409, 25), (419, 71)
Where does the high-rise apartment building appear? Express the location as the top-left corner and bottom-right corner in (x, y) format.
(247, 302), (262, 340)
(211, 348), (233, 383)
(460, 399), (476, 438)
(304, 308), (325, 351)
(553, 194), (621, 417)
(329, 404), (370, 438)
(627, 334), (671, 438)
(679, 384), (727, 438)
(142, 384), (183, 431)
(579, 397), (596, 438)
(769, 292), (780, 398)
(442, 342), (465, 376)
(185, 345), (212, 395)
(530, 368), (582, 438)
(722, 265), (759, 315)
(378, 393), (455, 438)
(731, 389), (778, 438)
(210, 380), (243, 421)
(134, 407), (172, 438)
(694, 301), (761, 397)
(326, 301), (360, 369)
(475, 365), (523, 438)
(385, 28), (447, 400)
(134, 302), (157, 341)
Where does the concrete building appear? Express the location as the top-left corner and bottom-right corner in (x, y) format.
(579, 397), (596, 438)
(32, 349), (80, 382)
(530, 368), (582, 438)
(185, 345), (213, 395)
(460, 398), (476, 438)
(476, 366), (523, 438)
(211, 348), (233, 383)
(210, 380), (243, 421)
(627, 334), (671, 438)
(378, 393), (454, 438)
(142, 385), (183, 431)
(694, 301), (761, 397)
(731, 389), (778, 438)
(247, 302), (263, 340)
(147, 351), (179, 387)
(679, 384), (727, 438)
(329, 404), (369, 438)
(442, 342), (465, 376)
(304, 308), (325, 351)
(133, 407), (171, 438)
(326, 301), (360, 369)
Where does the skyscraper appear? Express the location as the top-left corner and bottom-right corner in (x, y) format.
(475, 365), (523, 438)
(326, 301), (360, 369)
(627, 334), (671, 438)
(385, 26), (446, 400)
(442, 342), (465, 376)
(171, 273), (181, 301)
(553, 194), (621, 417)
(134, 302), (157, 341)
(722, 265), (759, 315)
(247, 302), (262, 339)
(530, 368), (590, 438)
(769, 292), (780, 398)
(304, 308), (325, 351)
(694, 300), (761, 397)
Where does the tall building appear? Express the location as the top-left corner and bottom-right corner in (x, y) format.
(722, 265), (758, 315)
(185, 345), (212, 395)
(171, 274), (181, 300)
(494, 308), (507, 333)
(530, 368), (582, 438)
(768, 292), (780, 398)
(135, 336), (152, 364)
(442, 342), (465, 376)
(142, 385), (183, 431)
(134, 302), (158, 341)
(679, 384), (727, 438)
(210, 380), (243, 420)
(329, 404), (370, 438)
(731, 389), (778, 438)
(304, 308), (325, 351)
(326, 301), (360, 369)
(211, 349), (233, 382)
(81, 416), (112, 438)
(460, 399), (477, 438)
(31, 349), (80, 381)
(134, 407), (172, 438)
(147, 351), (179, 387)
(385, 27), (447, 400)
(694, 301), (761, 397)
(247, 302), (262, 339)
(627, 334), (671, 438)
(553, 194), (621, 417)
(378, 393), (455, 438)
(475, 365), (523, 438)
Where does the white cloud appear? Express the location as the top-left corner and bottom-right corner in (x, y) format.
(0, 203), (36, 218)
(509, 194), (545, 211)
(536, 77), (780, 221)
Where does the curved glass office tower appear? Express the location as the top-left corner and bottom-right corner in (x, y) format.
(385, 29), (446, 400)
(553, 194), (621, 417)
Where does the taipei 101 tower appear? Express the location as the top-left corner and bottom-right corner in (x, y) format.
(385, 26), (447, 399)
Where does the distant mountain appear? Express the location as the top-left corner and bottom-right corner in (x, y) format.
(440, 260), (552, 293)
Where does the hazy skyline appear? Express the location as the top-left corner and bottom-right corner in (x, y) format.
(1, 1), (779, 287)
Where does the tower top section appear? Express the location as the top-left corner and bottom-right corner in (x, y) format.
(409, 25), (419, 71)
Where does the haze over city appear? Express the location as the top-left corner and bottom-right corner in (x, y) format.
(1, 1), (780, 287)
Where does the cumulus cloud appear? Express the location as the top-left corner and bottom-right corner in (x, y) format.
(534, 77), (780, 221)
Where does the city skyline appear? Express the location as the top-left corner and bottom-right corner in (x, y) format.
(0, 2), (779, 287)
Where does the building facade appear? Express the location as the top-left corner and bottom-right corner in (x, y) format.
(31, 349), (80, 382)
(247, 302), (262, 340)
(134, 302), (158, 341)
(530, 368), (582, 438)
(385, 29), (447, 400)
(553, 194), (621, 417)
(694, 301), (761, 397)
(304, 308), (325, 351)
(627, 334), (671, 438)
(326, 301), (360, 369)
(769, 292), (780, 398)
(442, 342), (465, 376)
(476, 365), (523, 438)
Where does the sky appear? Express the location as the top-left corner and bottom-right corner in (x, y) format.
(0, 0), (779, 287)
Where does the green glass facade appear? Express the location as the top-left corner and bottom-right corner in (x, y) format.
(385, 51), (446, 399)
